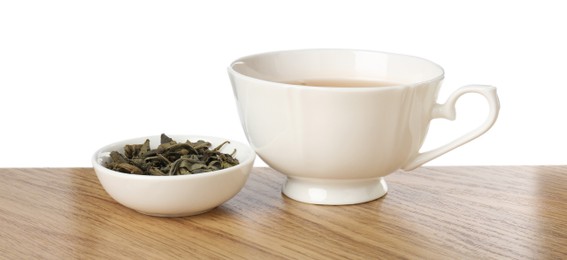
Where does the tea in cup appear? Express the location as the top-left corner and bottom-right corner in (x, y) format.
(228, 49), (499, 205)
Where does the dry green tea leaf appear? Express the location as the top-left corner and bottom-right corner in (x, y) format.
(104, 134), (239, 176)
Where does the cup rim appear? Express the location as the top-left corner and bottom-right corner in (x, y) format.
(228, 48), (445, 91)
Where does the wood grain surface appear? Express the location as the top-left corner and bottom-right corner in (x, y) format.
(0, 166), (566, 259)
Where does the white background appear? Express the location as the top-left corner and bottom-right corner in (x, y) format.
(1, 0), (565, 167)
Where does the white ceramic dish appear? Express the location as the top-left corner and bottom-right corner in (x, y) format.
(92, 135), (255, 217)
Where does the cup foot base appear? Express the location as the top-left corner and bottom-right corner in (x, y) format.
(282, 177), (388, 205)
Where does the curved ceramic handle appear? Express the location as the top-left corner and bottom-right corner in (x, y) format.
(402, 85), (500, 171)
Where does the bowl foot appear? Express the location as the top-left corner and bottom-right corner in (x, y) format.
(136, 208), (214, 217)
(282, 177), (388, 205)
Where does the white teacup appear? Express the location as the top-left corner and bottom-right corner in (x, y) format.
(228, 49), (499, 205)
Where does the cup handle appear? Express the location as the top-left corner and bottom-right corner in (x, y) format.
(402, 85), (500, 171)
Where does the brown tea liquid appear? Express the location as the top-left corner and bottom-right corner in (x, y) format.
(283, 79), (403, 88)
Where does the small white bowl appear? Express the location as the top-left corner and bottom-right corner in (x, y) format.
(92, 135), (255, 217)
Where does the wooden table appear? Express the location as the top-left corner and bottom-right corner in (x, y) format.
(1, 166), (566, 259)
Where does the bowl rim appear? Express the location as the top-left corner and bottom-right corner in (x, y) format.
(92, 134), (255, 180)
